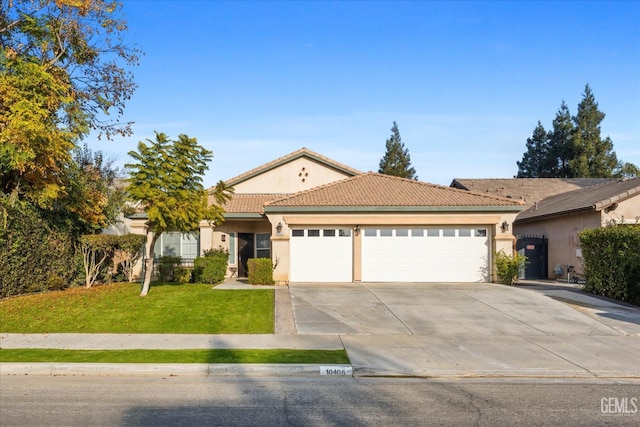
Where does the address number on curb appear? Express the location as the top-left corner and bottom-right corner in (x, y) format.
(320, 366), (353, 376)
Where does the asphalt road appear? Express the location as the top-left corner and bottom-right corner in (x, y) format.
(2, 376), (639, 426)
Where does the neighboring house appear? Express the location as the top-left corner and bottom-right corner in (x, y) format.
(514, 178), (640, 279)
(451, 178), (616, 279)
(195, 148), (523, 283)
(450, 178), (616, 208)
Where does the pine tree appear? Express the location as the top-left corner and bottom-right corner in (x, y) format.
(516, 85), (636, 178)
(517, 121), (552, 177)
(378, 122), (417, 179)
(548, 100), (575, 177)
(568, 85), (618, 177)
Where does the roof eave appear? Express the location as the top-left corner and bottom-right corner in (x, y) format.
(125, 213), (148, 219)
(593, 186), (640, 211)
(265, 205), (524, 213)
(514, 206), (594, 223)
(223, 213), (266, 219)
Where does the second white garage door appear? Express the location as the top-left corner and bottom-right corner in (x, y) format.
(289, 228), (353, 282)
(361, 227), (489, 282)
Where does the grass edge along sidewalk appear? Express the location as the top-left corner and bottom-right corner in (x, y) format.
(0, 348), (350, 364)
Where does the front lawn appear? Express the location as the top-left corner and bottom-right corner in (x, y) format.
(0, 283), (274, 334)
(0, 349), (349, 364)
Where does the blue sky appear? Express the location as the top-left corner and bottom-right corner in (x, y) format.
(89, 1), (640, 186)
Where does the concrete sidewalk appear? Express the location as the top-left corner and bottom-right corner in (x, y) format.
(0, 333), (343, 350)
(2, 332), (639, 379)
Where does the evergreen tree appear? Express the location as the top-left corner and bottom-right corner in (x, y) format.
(516, 85), (636, 178)
(616, 162), (640, 178)
(568, 84), (618, 177)
(516, 121), (553, 177)
(548, 100), (575, 177)
(378, 122), (417, 179)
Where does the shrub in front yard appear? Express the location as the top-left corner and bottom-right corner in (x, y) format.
(247, 258), (275, 285)
(158, 256), (182, 282)
(174, 267), (193, 283)
(494, 250), (527, 286)
(193, 248), (229, 284)
(579, 224), (640, 304)
(114, 234), (146, 282)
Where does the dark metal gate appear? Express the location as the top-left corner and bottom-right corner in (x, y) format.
(516, 235), (548, 280)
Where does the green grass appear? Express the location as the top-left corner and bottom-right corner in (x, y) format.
(0, 349), (350, 364)
(0, 283), (274, 334)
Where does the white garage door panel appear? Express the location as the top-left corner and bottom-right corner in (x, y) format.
(290, 229), (352, 282)
(362, 228), (489, 282)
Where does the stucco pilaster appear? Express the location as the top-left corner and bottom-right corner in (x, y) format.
(266, 214), (290, 284)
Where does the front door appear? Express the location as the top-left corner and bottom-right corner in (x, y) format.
(238, 233), (254, 277)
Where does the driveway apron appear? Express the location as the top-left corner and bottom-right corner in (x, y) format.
(288, 282), (640, 378)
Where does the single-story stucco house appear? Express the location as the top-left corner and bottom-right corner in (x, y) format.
(451, 177), (640, 279)
(128, 148), (524, 284)
(514, 178), (640, 279)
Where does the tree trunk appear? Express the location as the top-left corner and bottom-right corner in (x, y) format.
(140, 233), (159, 296)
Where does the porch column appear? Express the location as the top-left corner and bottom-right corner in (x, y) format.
(267, 214), (290, 284)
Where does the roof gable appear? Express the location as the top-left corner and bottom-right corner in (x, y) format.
(265, 173), (524, 212)
(222, 148), (361, 193)
(515, 178), (640, 222)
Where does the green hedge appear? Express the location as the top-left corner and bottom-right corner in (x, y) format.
(193, 248), (229, 284)
(247, 258), (274, 285)
(579, 224), (640, 304)
(0, 197), (77, 298)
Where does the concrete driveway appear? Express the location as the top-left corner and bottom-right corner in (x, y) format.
(288, 282), (640, 377)
(288, 282), (640, 336)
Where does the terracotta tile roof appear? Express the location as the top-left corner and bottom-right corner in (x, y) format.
(451, 178), (616, 208)
(265, 173), (524, 210)
(218, 193), (287, 215)
(223, 147), (361, 187)
(515, 178), (640, 223)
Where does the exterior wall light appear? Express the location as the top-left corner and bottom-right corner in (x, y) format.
(276, 222), (283, 236)
(355, 225), (361, 235)
(501, 221), (509, 233)
(221, 234), (226, 242)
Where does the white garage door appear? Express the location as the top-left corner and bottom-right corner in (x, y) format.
(362, 227), (489, 282)
(290, 228), (353, 282)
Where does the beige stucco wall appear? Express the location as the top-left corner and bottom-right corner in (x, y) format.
(266, 211), (519, 283)
(122, 209), (520, 283)
(514, 211), (600, 278)
(600, 196), (640, 225)
(514, 196), (640, 278)
(232, 157), (353, 194)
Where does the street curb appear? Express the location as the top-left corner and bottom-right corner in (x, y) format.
(0, 363), (354, 378)
(3, 363), (640, 380)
